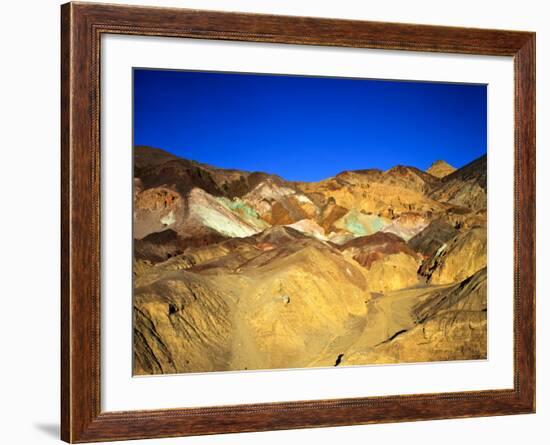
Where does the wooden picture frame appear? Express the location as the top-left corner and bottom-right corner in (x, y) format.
(61, 2), (535, 442)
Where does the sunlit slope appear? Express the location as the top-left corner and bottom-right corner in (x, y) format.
(133, 146), (488, 374)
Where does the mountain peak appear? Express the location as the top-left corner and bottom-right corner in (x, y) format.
(426, 160), (456, 178)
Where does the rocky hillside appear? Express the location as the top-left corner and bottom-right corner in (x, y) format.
(429, 155), (487, 211)
(426, 160), (456, 178)
(133, 146), (487, 375)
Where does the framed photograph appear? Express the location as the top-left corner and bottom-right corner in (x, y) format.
(61, 2), (535, 442)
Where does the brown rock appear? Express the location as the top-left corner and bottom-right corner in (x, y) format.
(429, 155), (487, 211)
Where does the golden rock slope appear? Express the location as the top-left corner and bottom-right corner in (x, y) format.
(132, 147), (488, 374)
(426, 159), (456, 178)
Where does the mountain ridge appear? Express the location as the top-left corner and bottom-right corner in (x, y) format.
(135, 145), (475, 187)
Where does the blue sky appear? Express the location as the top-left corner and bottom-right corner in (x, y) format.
(134, 69), (487, 182)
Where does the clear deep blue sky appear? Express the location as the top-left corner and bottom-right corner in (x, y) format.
(134, 69), (487, 182)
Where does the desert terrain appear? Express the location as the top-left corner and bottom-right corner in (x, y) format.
(133, 146), (487, 375)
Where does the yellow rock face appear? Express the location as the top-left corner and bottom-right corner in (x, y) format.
(134, 238), (373, 374)
(229, 244), (370, 371)
(362, 252), (421, 293)
(345, 268), (487, 365)
(420, 227), (487, 285)
(301, 178), (445, 218)
(134, 272), (237, 374)
(426, 160), (457, 178)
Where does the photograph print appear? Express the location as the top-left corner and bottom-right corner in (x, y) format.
(132, 69), (488, 376)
